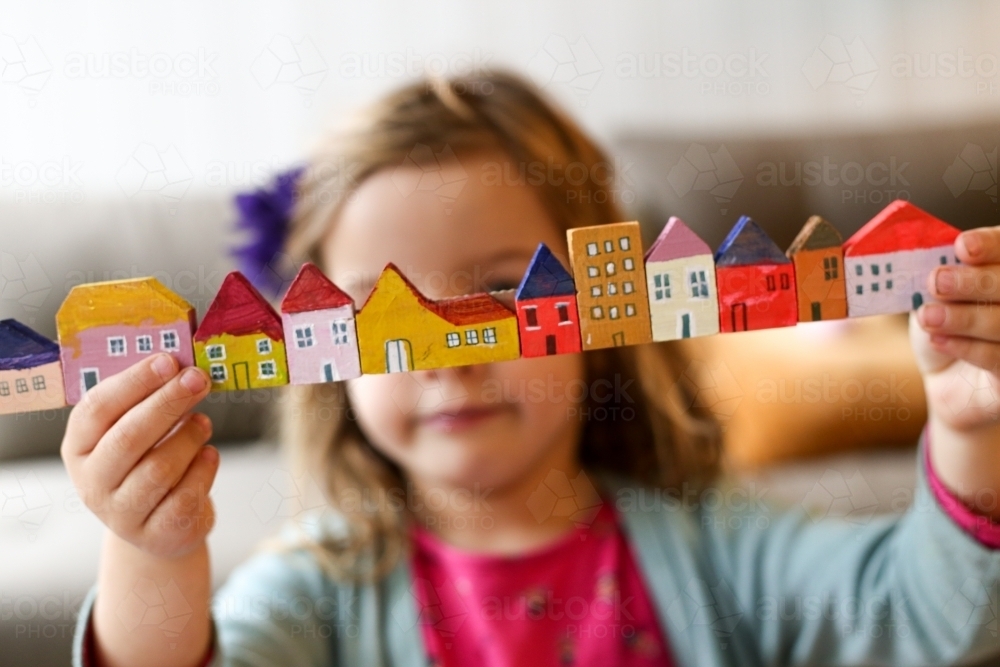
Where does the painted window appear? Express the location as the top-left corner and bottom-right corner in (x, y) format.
(855, 264), (863, 276)
(872, 283), (879, 292)
(766, 275), (776, 291)
(16, 378), (28, 393)
(623, 281), (634, 294)
(780, 273), (790, 290)
(465, 329), (479, 345)
(604, 240), (613, 253)
(591, 285), (602, 297)
(257, 338), (272, 355)
(605, 262), (616, 276)
(0, 381), (8, 396)
(609, 306), (620, 320)
(619, 237), (630, 251)
(136, 335), (153, 353)
(886, 280), (893, 289)
(446, 332), (461, 347)
(871, 264), (880, 276)
(258, 361), (276, 379)
(209, 364), (226, 382)
(689, 271), (709, 298)
(654, 273), (671, 301)
(856, 285), (863, 295)
(295, 325), (315, 348)
(332, 320), (350, 345)
(161, 330), (179, 351)
(207, 344), (226, 360)
(524, 306), (539, 328)
(623, 257), (634, 271)
(823, 256), (839, 280)
(556, 303), (571, 323)
(940, 255), (947, 265)
(32, 375), (45, 390)
(625, 303), (636, 317)
(587, 242), (599, 256)
(483, 328), (497, 344)
(108, 336), (126, 356)
(587, 266), (599, 278)
(608, 282), (618, 295)
(591, 306), (604, 319)
(886, 263), (892, 273)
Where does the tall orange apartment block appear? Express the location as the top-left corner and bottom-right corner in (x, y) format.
(567, 221), (652, 350)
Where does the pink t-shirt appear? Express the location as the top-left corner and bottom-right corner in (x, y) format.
(410, 501), (674, 667)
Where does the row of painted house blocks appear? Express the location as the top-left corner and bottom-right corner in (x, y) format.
(0, 199), (961, 415)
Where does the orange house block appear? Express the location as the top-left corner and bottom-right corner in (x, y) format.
(786, 216), (847, 322)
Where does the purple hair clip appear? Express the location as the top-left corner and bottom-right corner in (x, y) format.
(230, 166), (305, 298)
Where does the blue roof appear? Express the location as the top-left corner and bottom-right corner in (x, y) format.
(516, 243), (576, 300)
(714, 215), (789, 267)
(0, 319), (60, 371)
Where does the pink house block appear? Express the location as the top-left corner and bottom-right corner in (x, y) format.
(55, 277), (196, 404)
(280, 263), (361, 384)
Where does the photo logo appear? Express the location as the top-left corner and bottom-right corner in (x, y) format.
(389, 368), (470, 416)
(666, 578), (744, 649)
(0, 468), (51, 540)
(0, 252), (52, 320)
(251, 35), (327, 96)
(802, 35), (878, 104)
(116, 577), (193, 646)
(801, 469), (878, 526)
(0, 34), (52, 96)
(250, 468), (326, 523)
(669, 359), (744, 422)
(527, 34), (603, 106)
(390, 144), (468, 214)
(526, 469), (601, 527)
(115, 143), (193, 210)
(943, 143), (997, 203)
(943, 578), (997, 636)
(666, 144), (743, 215)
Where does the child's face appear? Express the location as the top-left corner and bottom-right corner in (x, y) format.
(322, 151), (586, 493)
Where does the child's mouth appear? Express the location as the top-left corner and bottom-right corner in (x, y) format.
(418, 405), (509, 432)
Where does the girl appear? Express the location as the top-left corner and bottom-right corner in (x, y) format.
(64, 72), (1000, 667)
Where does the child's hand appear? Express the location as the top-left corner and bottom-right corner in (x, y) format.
(912, 227), (1000, 432)
(61, 353), (218, 560)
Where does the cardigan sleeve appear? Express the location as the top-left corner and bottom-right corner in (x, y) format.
(703, 430), (1000, 666)
(72, 547), (338, 667)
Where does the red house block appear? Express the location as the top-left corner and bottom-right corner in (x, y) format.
(714, 216), (798, 332)
(514, 243), (582, 357)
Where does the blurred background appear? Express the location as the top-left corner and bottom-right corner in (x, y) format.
(1, 1), (998, 664)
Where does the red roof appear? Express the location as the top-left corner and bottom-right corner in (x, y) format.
(195, 271), (284, 342)
(280, 262), (354, 314)
(843, 200), (960, 256)
(366, 264), (514, 326)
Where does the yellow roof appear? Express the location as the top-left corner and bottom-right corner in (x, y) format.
(56, 277), (194, 353)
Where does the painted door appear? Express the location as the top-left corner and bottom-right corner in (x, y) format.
(545, 335), (557, 355)
(680, 312), (691, 338)
(81, 369), (99, 393)
(811, 302), (821, 321)
(912, 293), (923, 309)
(731, 303), (748, 332)
(612, 332), (625, 347)
(323, 362), (337, 383)
(233, 362), (250, 389)
(385, 339), (412, 373)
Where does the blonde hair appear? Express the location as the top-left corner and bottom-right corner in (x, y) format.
(279, 71), (722, 581)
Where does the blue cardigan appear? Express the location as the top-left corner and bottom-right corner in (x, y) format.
(73, 438), (1000, 665)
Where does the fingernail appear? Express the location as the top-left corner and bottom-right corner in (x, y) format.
(921, 303), (945, 327)
(961, 231), (982, 257)
(935, 268), (956, 294)
(180, 367), (208, 393)
(152, 354), (176, 381)
(201, 446), (218, 463)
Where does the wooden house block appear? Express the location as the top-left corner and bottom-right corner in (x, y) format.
(0, 319), (67, 414)
(714, 216), (798, 332)
(355, 264), (519, 374)
(786, 216), (848, 322)
(843, 200), (961, 317)
(566, 221), (652, 350)
(194, 271), (288, 391)
(56, 277), (196, 404)
(644, 217), (720, 341)
(514, 243), (582, 357)
(280, 262), (361, 384)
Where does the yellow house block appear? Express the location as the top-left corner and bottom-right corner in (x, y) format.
(194, 332), (288, 391)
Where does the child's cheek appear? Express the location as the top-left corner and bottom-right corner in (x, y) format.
(345, 374), (416, 447)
